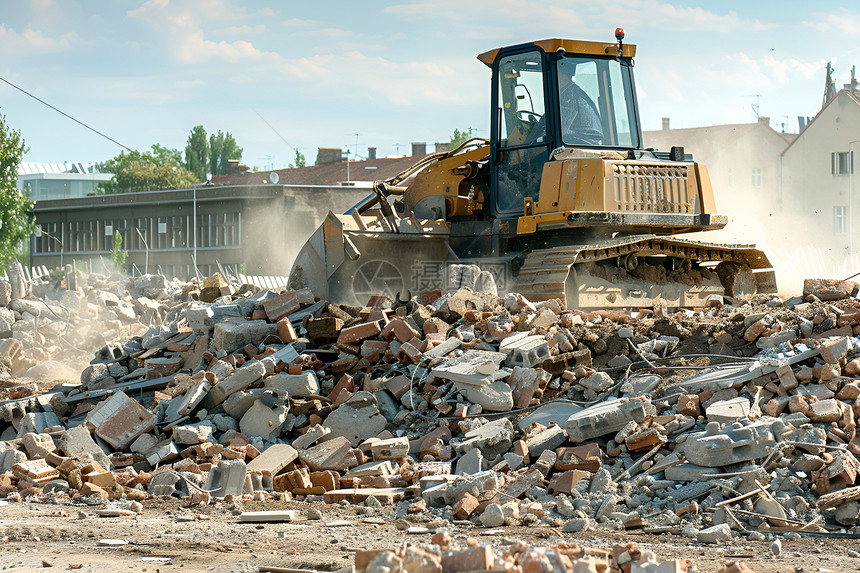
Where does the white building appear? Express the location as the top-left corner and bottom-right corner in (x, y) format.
(780, 89), (860, 255)
(17, 162), (113, 202)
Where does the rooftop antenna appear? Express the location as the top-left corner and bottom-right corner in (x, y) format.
(750, 94), (760, 119)
(844, 65), (858, 91)
(823, 62), (837, 108)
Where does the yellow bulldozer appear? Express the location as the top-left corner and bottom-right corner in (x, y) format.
(288, 31), (776, 309)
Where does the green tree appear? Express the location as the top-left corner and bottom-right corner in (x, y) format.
(98, 144), (197, 193)
(209, 130), (242, 176)
(185, 125), (210, 181)
(110, 231), (128, 271)
(0, 114), (35, 265)
(290, 149), (306, 168)
(449, 127), (475, 150)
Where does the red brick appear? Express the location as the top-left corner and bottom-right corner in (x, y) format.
(453, 492), (479, 519)
(556, 444), (603, 472)
(381, 318), (420, 343)
(331, 356), (358, 373)
(676, 394), (701, 417)
(309, 470), (339, 491)
(277, 318), (297, 343)
(251, 308), (267, 320)
(337, 321), (382, 345)
(262, 292), (302, 322)
(397, 342), (423, 364)
(743, 320), (766, 342)
(441, 546), (494, 573)
(548, 470), (590, 494)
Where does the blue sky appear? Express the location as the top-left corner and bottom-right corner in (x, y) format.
(1, 0), (859, 170)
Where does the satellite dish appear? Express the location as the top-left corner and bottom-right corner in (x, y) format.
(269, 172), (279, 184)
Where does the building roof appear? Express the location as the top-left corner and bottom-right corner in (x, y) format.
(643, 122), (795, 160)
(210, 155), (426, 187)
(780, 88), (860, 156)
(18, 162), (105, 175)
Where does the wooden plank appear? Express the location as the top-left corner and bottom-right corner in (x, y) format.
(238, 510), (301, 523)
(817, 485), (860, 509)
(132, 330), (194, 361)
(322, 487), (406, 504)
(65, 374), (175, 403)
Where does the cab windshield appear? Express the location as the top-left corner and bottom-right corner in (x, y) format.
(556, 55), (639, 148)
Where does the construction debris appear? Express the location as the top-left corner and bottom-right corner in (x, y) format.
(3, 265), (860, 571)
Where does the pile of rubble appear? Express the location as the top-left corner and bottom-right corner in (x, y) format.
(0, 260), (179, 385)
(2, 266), (860, 571)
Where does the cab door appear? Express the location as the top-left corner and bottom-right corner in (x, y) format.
(490, 49), (551, 218)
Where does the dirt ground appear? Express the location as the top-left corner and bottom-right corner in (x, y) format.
(0, 498), (856, 573)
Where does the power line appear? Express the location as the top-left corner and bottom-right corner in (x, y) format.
(0, 75), (132, 152)
(253, 109), (296, 152)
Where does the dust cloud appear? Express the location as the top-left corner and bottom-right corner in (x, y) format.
(687, 174), (857, 298)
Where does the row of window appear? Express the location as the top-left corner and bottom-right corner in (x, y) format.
(33, 213), (241, 254)
(832, 151), (855, 175)
(725, 168), (762, 188)
(722, 151), (856, 186)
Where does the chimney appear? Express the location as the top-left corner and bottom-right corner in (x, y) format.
(661, 117), (670, 131)
(435, 142), (450, 153)
(316, 147), (343, 165)
(367, 146), (377, 160)
(411, 142), (427, 156)
(758, 116), (770, 126)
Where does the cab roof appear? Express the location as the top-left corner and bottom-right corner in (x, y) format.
(477, 38), (636, 67)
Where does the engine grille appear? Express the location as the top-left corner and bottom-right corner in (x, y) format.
(612, 163), (693, 213)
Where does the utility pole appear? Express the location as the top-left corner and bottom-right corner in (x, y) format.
(346, 134), (360, 183)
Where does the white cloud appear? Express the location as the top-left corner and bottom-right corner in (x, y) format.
(174, 79), (205, 88)
(0, 25), (83, 54)
(294, 27), (354, 38)
(213, 24), (267, 36)
(762, 55), (823, 83)
(283, 18), (319, 28)
(600, 1), (774, 33)
(804, 9), (859, 35)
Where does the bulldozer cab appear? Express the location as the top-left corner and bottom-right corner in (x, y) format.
(481, 38), (641, 217)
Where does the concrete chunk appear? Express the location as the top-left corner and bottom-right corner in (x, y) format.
(819, 336), (852, 364)
(564, 398), (653, 442)
(203, 360), (266, 408)
(320, 391), (386, 447)
(371, 437), (409, 460)
(683, 419), (777, 467)
(204, 459), (247, 498)
(86, 392), (156, 450)
(501, 335), (550, 368)
(291, 424), (330, 450)
(705, 397), (750, 423)
(55, 425), (111, 470)
(163, 377), (210, 423)
(298, 436), (353, 471)
(247, 443), (298, 475)
(697, 523), (732, 543)
(264, 371), (319, 397)
(525, 424), (567, 459)
(212, 320), (278, 353)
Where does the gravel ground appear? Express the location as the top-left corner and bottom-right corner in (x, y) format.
(0, 498), (857, 573)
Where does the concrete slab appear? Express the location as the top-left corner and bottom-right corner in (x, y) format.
(247, 443), (298, 475)
(204, 459), (247, 498)
(683, 419), (777, 467)
(517, 402), (582, 432)
(85, 392), (156, 450)
(564, 398), (653, 442)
